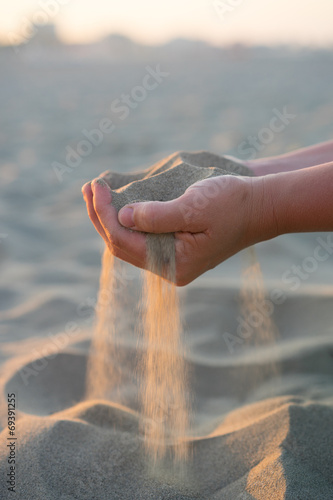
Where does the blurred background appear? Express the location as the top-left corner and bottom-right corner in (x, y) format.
(1, 0), (333, 339)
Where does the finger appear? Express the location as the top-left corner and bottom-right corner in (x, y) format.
(82, 181), (108, 242)
(118, 193), (206, 234)
(91, 178), (147, 267)
(83, 180), (144, 266)
(82, 180), (142, 267)
(81, 181), (92, 193)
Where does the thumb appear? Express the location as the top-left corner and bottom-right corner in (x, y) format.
(118, 195), (203, 233)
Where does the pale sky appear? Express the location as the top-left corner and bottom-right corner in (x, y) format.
(1, 0), (333, 47)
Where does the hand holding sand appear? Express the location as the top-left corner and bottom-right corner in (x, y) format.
(81, 151), (263, 285)
(84, 174), (265, 285)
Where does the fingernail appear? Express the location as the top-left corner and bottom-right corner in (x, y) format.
(91, 178), (101, 190)
(95, 178), (107, 187)
(119, 206), (134, 227)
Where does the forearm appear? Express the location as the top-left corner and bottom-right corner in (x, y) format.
(247, 140), (333, 176)
(255, 162), (333, 241)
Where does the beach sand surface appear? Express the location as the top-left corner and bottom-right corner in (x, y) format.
(0, 46), (333, 499)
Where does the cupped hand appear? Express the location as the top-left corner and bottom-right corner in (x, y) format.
(82, 174), (268, 286)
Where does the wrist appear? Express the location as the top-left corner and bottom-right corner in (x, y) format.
(260, 164), (333, 234)
(246, 175), (281, 246)
(245, 161), (333, 242)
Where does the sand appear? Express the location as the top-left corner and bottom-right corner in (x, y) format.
(107, 150), (252, 207)
(1, 49), (333, 500)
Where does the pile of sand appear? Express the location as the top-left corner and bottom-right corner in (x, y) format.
(107, 150), (252, 207)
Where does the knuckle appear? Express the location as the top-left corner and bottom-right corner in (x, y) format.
(178, 194), (195, 228)
(139, 202), (159, 232)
